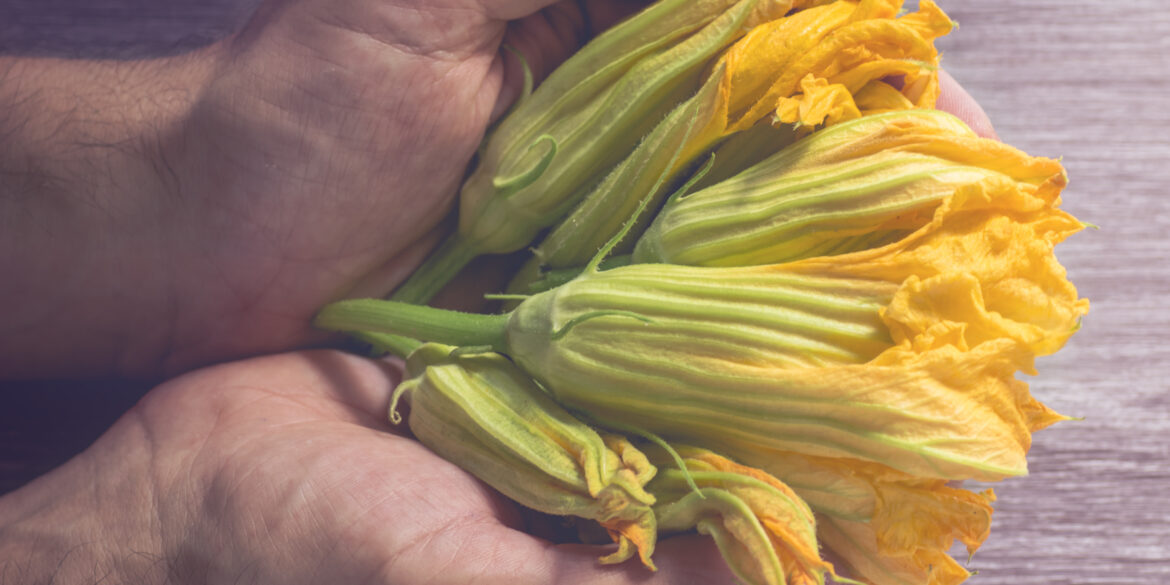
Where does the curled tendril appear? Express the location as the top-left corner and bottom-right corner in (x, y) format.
(493, 135), (558, 198)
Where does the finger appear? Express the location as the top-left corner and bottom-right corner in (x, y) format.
(936, 69), (999, 140)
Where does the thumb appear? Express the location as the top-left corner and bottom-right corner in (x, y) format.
(937, 69), (999, 140)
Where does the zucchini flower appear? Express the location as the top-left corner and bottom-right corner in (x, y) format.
(391, 343), (659, 567)
(631, 110), (1065, 267)
(521, 0), (955, 280)
(392, 0), (797, 303)
(646, 445), (842, 585)
(317, 166), (1086, 482)
(729, 448), (996, 585)
(506, 179), (1083, 481)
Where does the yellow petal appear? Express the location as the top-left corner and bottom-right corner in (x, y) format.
(852, 79), (915, 113)
(818, 514), (975, 585)
(789, 173), (1087, 358)
(774, 74), (863, 129)
(873, 482), (994, 558)
(708, 0), (951, 140)
(897, 0), (955, 43)
(729, 449), (992, 585)
(718, 1), (861, 132)
(597, 434), (661, 568)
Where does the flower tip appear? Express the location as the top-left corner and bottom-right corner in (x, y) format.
(979, 488), (997, 503)
(388, 382), (411, 425)
(598, 531), (658, 571)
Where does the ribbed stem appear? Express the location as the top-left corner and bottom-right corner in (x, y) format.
(315, 299), (509, 352)
(391, 234), (480, 305)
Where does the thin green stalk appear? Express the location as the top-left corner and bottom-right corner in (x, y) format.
(390, 234), (480, 305)
(315, 299), (509, 352)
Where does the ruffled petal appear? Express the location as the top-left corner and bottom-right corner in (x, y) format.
(730, 449), (993, 585)
(774, 74), (863, 130)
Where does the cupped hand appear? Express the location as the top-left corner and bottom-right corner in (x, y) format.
(0, 350), (733, 584)
(140, 0), (646, 375)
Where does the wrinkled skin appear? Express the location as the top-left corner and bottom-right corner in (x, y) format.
(157, 0), (646, 372)
(0, 351), (736, 583)
(0, 0), (654, 378)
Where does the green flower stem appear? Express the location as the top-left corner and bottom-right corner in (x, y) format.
(315, 299), (509, 352)
(390, 234), (480, 305)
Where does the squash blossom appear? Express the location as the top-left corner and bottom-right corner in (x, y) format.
(647, 445), (844, 585)
(390, 343), (659, 567)
(725, 448), (996, 585)
(519, 0), (955, 285)
(316, 163), (1087, 482)
(390, 0), (799, 303)
(631, 110), (1065, 267)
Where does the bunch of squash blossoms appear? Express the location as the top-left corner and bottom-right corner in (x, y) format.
(315, 1), (1089, 583)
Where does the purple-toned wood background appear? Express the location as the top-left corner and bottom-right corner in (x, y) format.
(2, 0), (1168, 583)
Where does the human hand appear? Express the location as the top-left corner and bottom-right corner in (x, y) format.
(0, 350), (735, 584)
(130, 0), (658, 375)
(0, 0), (648, 378)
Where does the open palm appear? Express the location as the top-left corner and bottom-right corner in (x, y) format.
(1, 351), (732, 583)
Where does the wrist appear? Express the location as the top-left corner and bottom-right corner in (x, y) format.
(0, 49), (222, 377)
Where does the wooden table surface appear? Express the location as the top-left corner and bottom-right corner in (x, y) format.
(2, 1), (1168, 583)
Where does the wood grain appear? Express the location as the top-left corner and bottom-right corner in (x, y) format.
(934, 1), (1170, 582)
(1, 0), (1167, 582)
